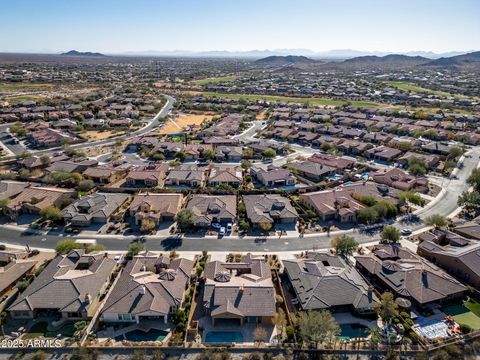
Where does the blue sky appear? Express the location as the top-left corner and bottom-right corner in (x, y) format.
(1, 0), (479, 53)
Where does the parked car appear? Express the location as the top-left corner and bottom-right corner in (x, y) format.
(211, 223), (221, 229)
(226, 223), (233, 233)
(219, 227), (226, 236)
(401, 228), (412, 236)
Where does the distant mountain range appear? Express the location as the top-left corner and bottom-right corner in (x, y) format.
(118, 48), (474, 59)
(61, 50), (106, 57)
(254, 55), (315, 66)
(252, 51), (480, 70)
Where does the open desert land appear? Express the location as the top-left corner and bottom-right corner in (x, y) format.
(157, 112), (215, 134)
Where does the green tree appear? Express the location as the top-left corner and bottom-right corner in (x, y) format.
(55, 239), (81, 254)
(467, 168), (480, 192)
(78, 179), (95, 192)
(399, 191), (423, 206)
(375, 292), (398, 325)
(424, 214), (448, 228)
(127, 241), (144, 259)
(140, 218), (157, 233)
(262, 149), (276, 158)
(357, 207), (379, 224)
(458, 190), (480, 211)
(0, 198), (9, 211)
(202, 148), (215, 161)
(297, 310), (340, 347)
(331, 235), (358, 257)
(259, 221), (273, 233)
(39, 205), (63, 222)
(86, 243), (106, 253)
(40, 155), (51, 166)
(359, 195), (377, 207)
(373, 200), (397, 218)
(241, 160), (252, 169)
(174, 150), (186, 161)
(448, 146), (463, 160)
(380, 226), (401, 243)
(176, 209), (194, 231)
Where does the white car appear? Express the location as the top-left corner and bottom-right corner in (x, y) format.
(401, 228), (412, 236)
(219, 227), (226, 236)
(226, 223), (233, 232)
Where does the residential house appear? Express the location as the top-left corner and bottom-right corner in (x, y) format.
(83, 164), (130, 184)
(4, 186), (75, 221)
(165, 165), (206, 188)
(8, 250), (116, 319)
(186, 195), (236, 227)
(0, 251), (37, 298)
(125, 164), (169, 188)
(62, 193), (129, 226)
(371, 168), (428, 191)
(397, 152), (441, 169)
(101, 252), (193, 324)
(0, 181), (29, 202)
(289, 161), (336, 182)
(129, 193), (183, 226)
(215, 146), (243, 162)
(365, 146), (403, 162)
(308, 154), (355, 173)
(243, 194), (298, 227)
(355, 245), (466, 305)
(250, 166), (296, 187)
(299, 188), (365, 223)
(283, 252), (377, 314)
(203, 254), (276, 326)
(209, 166), (243, 188)
(417, 230), (480, 288)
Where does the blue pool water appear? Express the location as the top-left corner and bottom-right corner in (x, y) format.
(279, 185), (298, 190)
(116, 329), (168, 342)
(361, 172), (369, 180)
(205, 331), (244, 343)
(338, 324), (370, 339)
(328, 174), (343, 181)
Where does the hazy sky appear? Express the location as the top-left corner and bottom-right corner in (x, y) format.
(1, 0), (479, 54)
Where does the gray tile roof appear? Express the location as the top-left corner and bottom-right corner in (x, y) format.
(62, 193), (129, 223)
(243, 194), (298, 224)
(283, 252), (377, 311)
(8, 250), (115, 314)
(101, 252), (193, 317)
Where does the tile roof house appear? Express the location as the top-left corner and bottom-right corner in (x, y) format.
(129, 193), (183, 226)
(4, 186), (75, 221)
(83, 164), (130, 184)
(165, 165), (206, 188)
(243, 194), (298, 226)
(0, 181), (29, 201)
(186, 195), (237, 227)
(46, 159), (98, 174)
(215, 146), (243, 162)
(101, 252), (193, 324)
(8, 250), (116, 320)
(417, 230), (480, 289)
(0, 251), (37, 298)
(308, 154), (355, 173)
(300, 188), (365, 223)
(283, 252), (377, 314)
(371, 168), (428, 191)
(62, 192), (129, 226)
(397, 152), (441, 169)
(208, 166), (243, 188)
(365, 146), (403, 162)
(125, 164), (169, 188)
(453, 222), (480, 240)
(250, 166), (296, 187)
(289, 161), (336, 182)
(203, 254), (276, 326)
(355, 245), (466, 305)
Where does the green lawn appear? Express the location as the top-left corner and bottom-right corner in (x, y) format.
(192, 76), (237, 85)
(197, 92), (382, 107)
(6, 95), (44, 103)
(0, 83), (52, 91)
(442, 299), (480, 329)
(386, 81), (458, 98)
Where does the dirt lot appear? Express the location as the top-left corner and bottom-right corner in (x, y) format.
(84, 130), (125, 140)
(157, 113), (215, 134)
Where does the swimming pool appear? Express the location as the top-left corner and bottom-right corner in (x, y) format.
(279, 185), (298, 190)
(328, 174), (343, 181)
(205, 331), (244, 343)
(338, 324), (370, 339)
(117, 329), (168, 342)
(361, 172), (369, 180)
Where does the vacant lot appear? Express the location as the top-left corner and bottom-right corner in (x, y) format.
(192, 76), (237, 85)
(386, 81), (458, 98)
(158, 113), (214, 134)
(84, 130), (124, 140)
(193, 92), (382, 107)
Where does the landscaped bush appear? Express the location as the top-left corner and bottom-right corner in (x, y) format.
(460, 323), (472, 334)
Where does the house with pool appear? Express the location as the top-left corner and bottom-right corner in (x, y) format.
(101, 252), (194, 325)
(8, 250), (116, 320)
(283, 252), (378, 314)
(202, 254), (276, 327)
